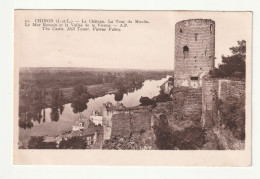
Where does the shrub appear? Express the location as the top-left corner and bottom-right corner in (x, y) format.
(219, 96), (245, 140)
(154, 90), (172, 102)
(59, 137), (87, 149)
(153, 115), (206, 150)
(139, 96), (156, 106)
(28, 136), (57, 149)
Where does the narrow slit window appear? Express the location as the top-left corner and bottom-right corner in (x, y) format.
(210, 24), (213, 34)
(190, 77), (198, 80)
(194, 33), (198, 41)
(180, 28), (182, 33)
(205, 46), (207, 56)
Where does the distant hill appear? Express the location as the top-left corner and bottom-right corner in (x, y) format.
(19, 67), (174, 73)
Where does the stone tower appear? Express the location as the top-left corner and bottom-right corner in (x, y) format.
(174, 19), (215, 88)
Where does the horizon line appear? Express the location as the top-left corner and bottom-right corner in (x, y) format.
(19, 66), (174, 71)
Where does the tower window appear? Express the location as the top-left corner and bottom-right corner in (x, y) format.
(210, 24), (213, 34)
(183, 46), (189, 59)
(190, 77), (198, 80)
(194, 33), (198, 41)
(205, 46), (207, 56)
(180, 28), (182, 33)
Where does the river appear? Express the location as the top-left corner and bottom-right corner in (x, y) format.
(19, 76), (170, 147)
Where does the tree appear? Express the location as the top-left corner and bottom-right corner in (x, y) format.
(209, 40), (246, 78)
(19, 115), (33, 129)
(59, 137), (87, 149)
(153, 115), (206, 150)
(28, 136), (57, 149)
(71, 84), (93, 113)
(72, 84), (87, 97)
(50, 107), (59, 122)
(114, 91), (124, 102)
(153, 115), (172, 150)
(139, 96), (156, 106)
(154, 90), (172, 102)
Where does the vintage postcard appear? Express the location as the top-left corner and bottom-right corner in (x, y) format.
(13, 10), (252, 166)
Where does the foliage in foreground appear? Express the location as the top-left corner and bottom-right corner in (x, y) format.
(28, 136), (57, 149)
(219, 96), (245, 140)
(59, 137), (87, 149)
(153, 115), (206, 150)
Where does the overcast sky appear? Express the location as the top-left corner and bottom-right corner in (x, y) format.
(15, 11), (251, 69)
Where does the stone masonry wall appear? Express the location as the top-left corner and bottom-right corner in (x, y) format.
(111, 107), (152, 137)
(201, 79), (219, 128)
(111, 112), (132, 137)
(172, 87), (202, 121)
(201, 78), (245, 128)
(175, 19), (215, 88)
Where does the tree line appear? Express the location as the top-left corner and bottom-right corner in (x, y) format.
(209, 40), (246, 79)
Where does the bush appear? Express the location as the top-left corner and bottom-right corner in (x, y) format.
(153, 115), (206, 150)
(59, 137), (87, 149)
(154, 90), (172, 102)
(172, 126), (206, 150)
(153, 115), (173, 149)
(28, 136), (57, 149)
(219, 96), (245, 140)
(139, 96), (156, 106)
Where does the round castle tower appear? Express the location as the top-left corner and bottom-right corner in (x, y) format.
(174, 19), (215, 88)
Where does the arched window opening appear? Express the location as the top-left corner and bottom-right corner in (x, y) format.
(183, 46), (189, 59)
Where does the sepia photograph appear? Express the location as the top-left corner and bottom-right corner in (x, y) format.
(13, 10), (252, 165)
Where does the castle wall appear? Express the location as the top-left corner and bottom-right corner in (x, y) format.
(174, 19), (215, 88)
(172, 87), (202, 121)
(102, 104), (113, 140)
(201, 78), (245, 128)
(111, 108), (152, 137)
(111, 112), (132, 137)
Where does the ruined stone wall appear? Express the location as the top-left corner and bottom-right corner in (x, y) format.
(111, 107), (152, 137)
(111, 112), (132, 137)
(201, 79), (219, 128)
(174, 19), (215, 88)
(102, 104), (113, 140)
(172, 87), (202, 121)
(201, 78), (245, 128)
(217, 80), (245, 100)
